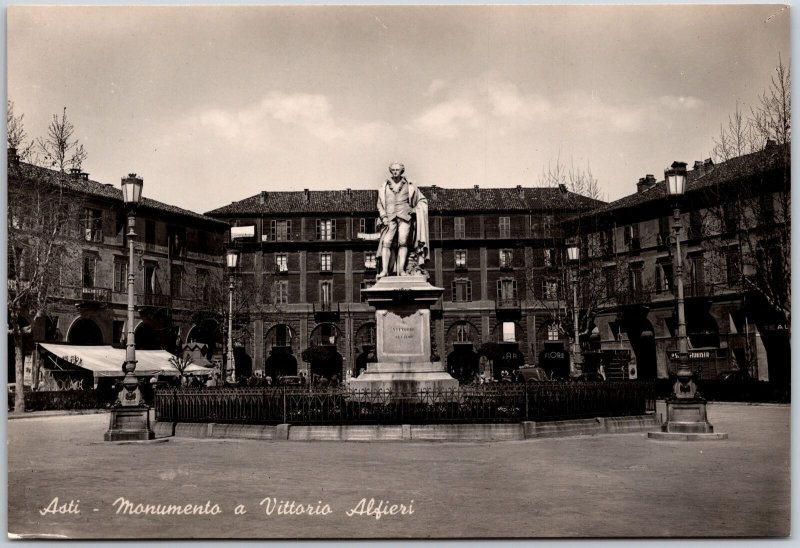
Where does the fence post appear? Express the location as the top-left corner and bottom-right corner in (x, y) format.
(525, 383), (529, 421)
(282, 387), (287, 423)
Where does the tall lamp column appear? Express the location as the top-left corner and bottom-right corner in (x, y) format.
(105, 173), (154, 441)
(225, 249), (239, 385)
(649, 161), (725, 440)
(567, 242), (582, 376)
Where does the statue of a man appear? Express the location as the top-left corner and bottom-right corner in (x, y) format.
(376, 162), (430, 278)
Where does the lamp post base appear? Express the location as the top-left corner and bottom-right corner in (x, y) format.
(104, 406), (155, 441)
(648, 398), (727, 441)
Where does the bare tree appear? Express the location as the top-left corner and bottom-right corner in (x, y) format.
(36, 107), (87, 173)
(705, 55), (790, 325)
(7, 101), (35, 161)
(7, 105), (87, 411)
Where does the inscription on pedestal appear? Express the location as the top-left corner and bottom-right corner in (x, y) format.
(379, 310), (426, 360)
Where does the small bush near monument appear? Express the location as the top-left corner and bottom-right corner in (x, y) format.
(17, 389), (116, 412)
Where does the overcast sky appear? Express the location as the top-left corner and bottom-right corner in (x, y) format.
(8, 5), (790, 214)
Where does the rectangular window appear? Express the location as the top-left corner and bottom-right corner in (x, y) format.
(359, 218), (377, 234)
(502, 322), (516, 342)
(113, 320), (125, 346)
(112, 259), (127, 292)
(498, 278), (518, 302)
(499, 217), (511, 238)
(316, 219), (335, 241)
(543, 248), (556, 267)
(168, 226), (186, 257)
(547, 324), (559, 341)
(268, 220), (292, 241)
(602, 228), (614, 255)
(364, 251), (377, 270)
(624, 224), (640, 250)
(275, 253), (288, 272)
(726, 250), (741, 287)
(82, 255), (96, 288)
(320, 252), (332, 272)
(658, 217), (671, 248)
(320, 281), (333, 304)
(455, 324), (470, 343)
(542, 279), (558, 300)
(171, 266), (183, 298)
(688, 210), (703, 239)
(82, 208), (103, 242)
(628, 266), (643, 300)
(451, 279), (472, 302)
(604, 268), (617, 299)
(454, 249), (467, 269)
(144, 265), (158, 296)
(688, 255), (705, 296)
(144, 219), (156, 246)
(274, 280), (289, 305)
(454, 217), (466, 239)
(499, 249), (513, 269)
(656, 261), (673, 292)
(722, 203), (738, 233)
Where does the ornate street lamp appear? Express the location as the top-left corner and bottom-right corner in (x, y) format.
(567, 242), (582, 376)
(105, 173), (154, 441)
(650, 161), (725, 440)
(225, 248), (239, 385)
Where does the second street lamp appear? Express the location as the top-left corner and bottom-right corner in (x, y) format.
(649, 161), (725, 440)
(567, 242), (582, 376)
(105, 173), (154, 441)
(226, 248), (239, 385)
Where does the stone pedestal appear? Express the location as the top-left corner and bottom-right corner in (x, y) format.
(104, 406), (155, 441)
(349, 275), (458, 393)
(648, 398), (728, 441)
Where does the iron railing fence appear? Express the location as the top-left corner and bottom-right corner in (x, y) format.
(155, 381), (655, 425)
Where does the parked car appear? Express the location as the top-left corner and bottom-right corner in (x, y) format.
(516, 366), (550, 382)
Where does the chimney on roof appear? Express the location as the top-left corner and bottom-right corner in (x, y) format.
(430, 184), (437, 199)
(346, 188), (352, 199)
(304, 188), (310, 202)
(7, 147), (18, 164)
(79, 172), (89, 181)
(473, 184), (480, 197)
(70, 167), (81, 179)
(765, 139), (777, 150)
(259, 191), (268, 205)
(636, 174), (657, 193)
(703, 158), (714, 171)
(516, 184), (524, 198)
(558, 183), (568, 194)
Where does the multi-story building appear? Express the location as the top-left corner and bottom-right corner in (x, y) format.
(206, 185), (602, 382)
(7, 153), (228, 385)
(566, 143), (790, 384)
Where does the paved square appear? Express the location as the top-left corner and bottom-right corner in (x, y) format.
(7, 404), (789, 538)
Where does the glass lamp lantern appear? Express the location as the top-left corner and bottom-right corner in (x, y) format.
(664, 161), (688, 197)
(121, 173), (143, 205)
(567, 244), (580, 262)
(226, 249), (239, 269)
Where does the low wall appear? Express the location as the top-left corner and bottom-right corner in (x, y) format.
(157, 414), (660, 442)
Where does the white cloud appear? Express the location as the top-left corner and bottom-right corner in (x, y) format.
(186, 91), (389, 149)
(407, 97), (481, 139)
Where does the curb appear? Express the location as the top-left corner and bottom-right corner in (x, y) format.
(7, 408), (112, 420)
(156, 414), (661, 442)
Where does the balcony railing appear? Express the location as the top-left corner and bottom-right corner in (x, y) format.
(496, 297), (520, 309)
(314, 301), (340, 320)
(140, 293), (172, 308)
(55, 286), (111, 303)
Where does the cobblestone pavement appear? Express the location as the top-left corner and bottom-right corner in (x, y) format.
(7, 404), (789, 539)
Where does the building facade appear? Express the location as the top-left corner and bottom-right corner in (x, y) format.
(7, 155), (228, 386)
(567, 143), (790, 384)
(206, 185), (602, 382)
